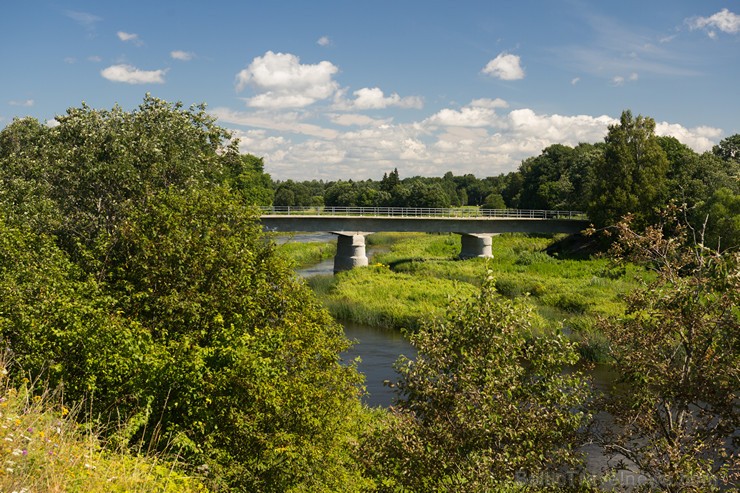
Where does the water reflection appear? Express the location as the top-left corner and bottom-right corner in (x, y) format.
(342, 322), (416, 408)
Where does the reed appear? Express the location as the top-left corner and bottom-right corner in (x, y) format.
(309, 232), (647, 361)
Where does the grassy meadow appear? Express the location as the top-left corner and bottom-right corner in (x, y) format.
(298, 232), (649, 361)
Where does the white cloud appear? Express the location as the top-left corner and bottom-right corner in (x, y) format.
(100, 64), (166, 84)
(337, 87), (423, 110)
(655, 122), (722, 153)
(571, 77), (581, 85)
(612, 72), (639, 86)
(317, 36), (332, 47)
(212, 97), (721, 181)
(87, 55), (102, 63)
(171, 50), (195, 61)
(329, 113), (391, 127)
(8, 99), (34, 107)
(427, 106), (498, 127)
(235, 51), (339, 108)
(469, 98), (508, 109)
(66, 11), (101, 28)
(211, 107), (339, 139)
(117, 31), (143, 46)
(688, 8), (740, 36)
(482, 53), (525, 80)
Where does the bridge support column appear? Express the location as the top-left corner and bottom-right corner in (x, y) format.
(459, 233), (493, 259)
(333, 232), (370, 273)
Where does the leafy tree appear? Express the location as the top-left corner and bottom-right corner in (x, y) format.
(0, 212), (161, 417)
(702, 187), (740, 250)
(481, 192), (506, 209)
(380, 168), (401, 192)
(588, 111), (669, 228)
(101, 186), (369, 491)
(361, 276), (592, 492)
(712, 134), (740, 163)
(0, 98), (371, 491)
(596, 209), (740, 491)
(224, 153), (274, 205)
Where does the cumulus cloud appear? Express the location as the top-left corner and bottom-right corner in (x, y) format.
(482, 53), (525, 80)
(655, 122), (722, 153)
(688, 8), (740, 37)
(426, 99), (507, 127)
(317, 36), (332, 47)
(469, 98), (508, 109)
(427, 106), (498, 127)
(212, 95), (721, 181)
(337, 87), (423, 110)
(8, 99), (34, 107)
(171, 50), (195, 61)
(235, 51), (339, 108)
(101, 64), (166, 84)
(117, 31), (143, 45)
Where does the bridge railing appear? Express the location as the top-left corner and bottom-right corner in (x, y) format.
(259, 206), (587, 220)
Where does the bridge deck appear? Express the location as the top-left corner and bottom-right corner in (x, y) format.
(260, 208), (589, 235)
(260, 206), (587, 220)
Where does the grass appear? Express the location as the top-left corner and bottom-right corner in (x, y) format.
(308, 232), (650, 361)
(0, 364), (206, 492)
(276, 239), (336, 268)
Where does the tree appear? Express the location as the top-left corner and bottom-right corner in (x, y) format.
(0, 98), (371, 491)
(595, 209), (740, 491)
(223, 153), (274, 205)
(361, 276), (592, 492)
(712, 134), (740, 163)
(588, 111), (669, 228)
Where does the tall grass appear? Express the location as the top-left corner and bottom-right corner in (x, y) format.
(277, 240), (336, 268)
(0, 363), (206, 492)
(308, 233), (648, 361)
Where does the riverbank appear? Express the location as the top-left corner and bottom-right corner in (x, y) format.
(302, 232), (648, 361)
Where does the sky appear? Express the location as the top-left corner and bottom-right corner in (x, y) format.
(1, 1), (739, 181)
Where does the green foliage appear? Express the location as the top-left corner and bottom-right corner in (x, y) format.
(360, 276), (592, 492)
(588, 111), (669, 228)
(0, 98), (369, 491)
(102, 186), (368, 491)
(0, 214), (160, 412)
(598, 210), (740, 491)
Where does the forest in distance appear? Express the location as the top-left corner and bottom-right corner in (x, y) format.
(0, 96), (737, 491)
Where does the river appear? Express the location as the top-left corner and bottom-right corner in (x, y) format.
(284, 233), (415, 407)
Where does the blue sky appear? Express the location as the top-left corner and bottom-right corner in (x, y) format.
(2, 1), (739, 180)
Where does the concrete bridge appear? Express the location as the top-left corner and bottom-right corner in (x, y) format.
(260, 207), (589, 272)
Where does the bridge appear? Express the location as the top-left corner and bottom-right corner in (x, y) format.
(260, 206), (590, 273)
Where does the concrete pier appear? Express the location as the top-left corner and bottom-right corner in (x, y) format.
(333, 232), (369, 273)
(459, 233), (493, 259)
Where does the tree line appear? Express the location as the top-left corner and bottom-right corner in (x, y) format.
(0, 97), (737, 491)
(273, 111), (740, 249)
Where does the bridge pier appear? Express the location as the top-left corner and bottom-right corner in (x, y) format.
(459, 233), (494, 259)
(333, 232), (370, 273)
